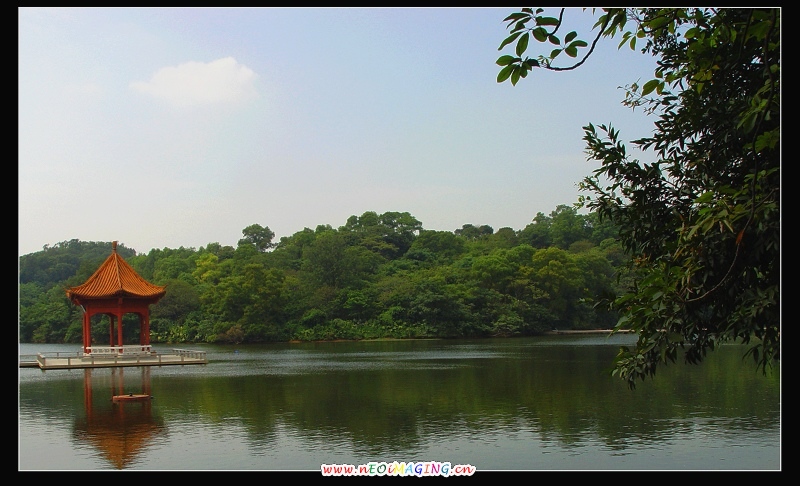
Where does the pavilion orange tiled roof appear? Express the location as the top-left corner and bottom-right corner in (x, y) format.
(65, 241), (166, 301)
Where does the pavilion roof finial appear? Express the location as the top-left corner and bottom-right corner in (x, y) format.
(112, 241), (118, 252)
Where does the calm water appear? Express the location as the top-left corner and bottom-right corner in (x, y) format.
(18, 335), (781, 471)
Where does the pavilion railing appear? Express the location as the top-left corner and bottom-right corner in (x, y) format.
(86, 345), (152, 357)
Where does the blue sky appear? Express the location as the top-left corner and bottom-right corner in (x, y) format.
(18, 7), (658, 256)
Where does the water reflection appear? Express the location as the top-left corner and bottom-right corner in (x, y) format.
(71, 368), (166, 469)
(19, 337), (780, 470)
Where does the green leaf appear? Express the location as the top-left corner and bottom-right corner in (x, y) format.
(548, 34), (561, 45)
(565, 31), (578, 43)
(754, 128), (780, 152)
(503, 12), (530, 22)
(532, 27), (547, 42)
(645, 15), (671, 30)
(524, 58), (540, 68)
(536, 16), (559, 26)
(641, 79), (661, 96)
(516, 33), (530, 56)
(498, 32), (521, 50)
(695, 192), (714, 203)
(565, 46), (578, 58)
(496, 55), (517, 66)
(737, 112), (757, 133)
(497, 65), (513, 83)
(550, 48), (562, 59)
(511, 20), (527, 34)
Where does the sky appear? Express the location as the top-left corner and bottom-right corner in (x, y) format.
(18, 7), (659, 257)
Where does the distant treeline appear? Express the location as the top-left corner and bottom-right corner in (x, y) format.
(19, 204), (635, 344)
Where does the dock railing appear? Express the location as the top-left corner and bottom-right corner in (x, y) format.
(20, 348), (207, 369)
(35, 351), (84, 368)
(172, 348), (206, 360)
(86, 345), (152, 356)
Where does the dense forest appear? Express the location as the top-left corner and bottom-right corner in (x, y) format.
(19, 204), (634, 345)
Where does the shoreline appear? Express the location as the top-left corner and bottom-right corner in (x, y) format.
(22, 329), (637, 350)
(286, 329), (635, 344)
(544, 329), (633, 335)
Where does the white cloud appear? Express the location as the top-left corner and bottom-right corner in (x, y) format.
(130, 57), (258, 107)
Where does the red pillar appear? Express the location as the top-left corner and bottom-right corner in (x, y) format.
(83, 311), (91, 354)
(116, 312), (124, 348)
(108, 315), (114, 347)
(142, 313), (151, 347)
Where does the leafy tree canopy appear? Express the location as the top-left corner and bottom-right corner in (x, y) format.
(497, 8), (780, 387)
(238, 224), (276, 252)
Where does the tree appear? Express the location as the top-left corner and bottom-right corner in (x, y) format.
(371, 211), (424, 258)
(455, 224), (494, 240)
(409, 230), (466, 262)
(497, 8), (779, 387)
(518, 212), (553, 248)
(548, 204), (591, 250)
(302, 229), (384, 290)
(151, 279), (200, 323)
(150, 246), (199, 284)
(489, 227), (519, 248)
(238, 223), (276, 252)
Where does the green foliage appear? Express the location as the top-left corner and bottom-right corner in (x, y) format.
(19, 283), (79, 343)
(549, 205), (592, 249)
(20, 206), (632, 345)
(455, 224), (494, 240)
(410, 230), (466, 263)
(518, 212), (553, 248)
(302, 229), (385, 289)
(340, 210), (423, 259)
(151, 279), (201, 323)
(19, 239), (136, 287)
(238, 223), (276, 252)
(498, 8), (779, 387)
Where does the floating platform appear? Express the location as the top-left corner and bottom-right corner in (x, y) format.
(112, 393), (152, 403)
(19, 349), (207, 370)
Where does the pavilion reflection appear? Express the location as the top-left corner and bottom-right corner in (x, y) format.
(72, 367), (167, 469)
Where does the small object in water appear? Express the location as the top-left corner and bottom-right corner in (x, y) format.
(112, 394), (152, 403)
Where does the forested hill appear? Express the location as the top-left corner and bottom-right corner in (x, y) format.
(19, 205), (632, 344)
(19, 239), (138, 287)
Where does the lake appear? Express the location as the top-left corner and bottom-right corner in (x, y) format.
(18, 334), (781, 472)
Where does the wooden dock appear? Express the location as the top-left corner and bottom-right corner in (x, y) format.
(19, 349), (207, 370)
